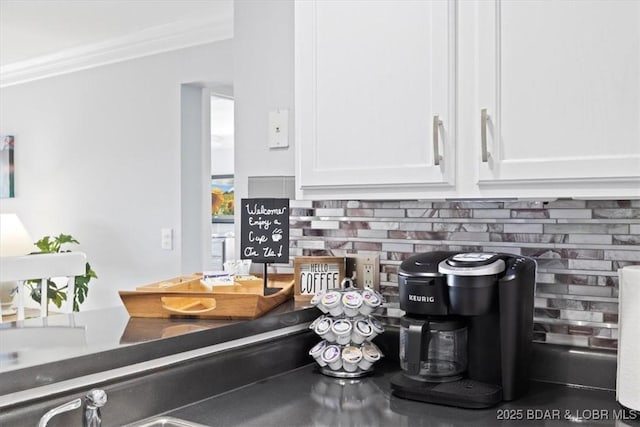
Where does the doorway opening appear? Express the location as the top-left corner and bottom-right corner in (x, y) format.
(209, 94), (234, 271)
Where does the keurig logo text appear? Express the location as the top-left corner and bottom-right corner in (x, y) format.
(409, 294), (435, 303)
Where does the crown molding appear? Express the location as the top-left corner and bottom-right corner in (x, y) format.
(0, 14), (233, 88)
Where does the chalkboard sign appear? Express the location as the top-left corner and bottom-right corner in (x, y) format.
(240, 198), (289, 264)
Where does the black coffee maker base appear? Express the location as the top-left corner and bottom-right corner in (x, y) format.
(390, 373), (503, 409)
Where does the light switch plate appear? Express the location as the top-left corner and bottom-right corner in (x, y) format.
(161, 228), (173, 250)
(268, 109), (289, 148)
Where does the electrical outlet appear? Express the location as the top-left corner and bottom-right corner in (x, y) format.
(345, 254), (380, 290)
(363, 263), (375, 288)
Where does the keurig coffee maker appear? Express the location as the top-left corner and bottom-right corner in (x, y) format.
(390, 251), (536, 408)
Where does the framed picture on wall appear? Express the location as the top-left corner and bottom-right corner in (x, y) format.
(211, 174), (234, 223)
(0, 135), (15, 199)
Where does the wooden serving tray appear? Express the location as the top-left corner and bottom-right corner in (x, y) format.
(119, 274), (294, 319)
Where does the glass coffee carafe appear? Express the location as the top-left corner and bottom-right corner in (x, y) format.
(399, 317), (467, 382)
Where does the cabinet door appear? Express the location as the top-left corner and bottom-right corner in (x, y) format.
(475, 0), (640, 195)
(295, 0), (455, 199)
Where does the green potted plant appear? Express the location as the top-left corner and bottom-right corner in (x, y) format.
(26, 234), (97, 311)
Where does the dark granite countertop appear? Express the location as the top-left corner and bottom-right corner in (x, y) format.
(0, 300), (318, 396)
(2, 303), (635, 427)
(162, 360), (638, 427)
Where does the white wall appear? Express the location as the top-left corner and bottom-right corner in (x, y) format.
(210, 141), (234, 176)
(233, 0), (295, 254)
(0, 41), (233, 310)
(210, 96), (234, 176)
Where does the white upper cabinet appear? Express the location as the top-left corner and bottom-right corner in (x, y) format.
(465, 0), (640, 198)
(295, 0), (456, 199)
(295, 0), (640, 199)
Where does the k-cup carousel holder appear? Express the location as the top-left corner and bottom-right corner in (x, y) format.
(320, 368), (372, 379)
(308, 281), (385, 378)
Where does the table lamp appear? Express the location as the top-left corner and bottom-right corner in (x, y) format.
(0, 213), (35, 315)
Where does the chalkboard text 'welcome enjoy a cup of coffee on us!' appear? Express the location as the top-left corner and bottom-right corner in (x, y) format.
(240, 198), (289, 264)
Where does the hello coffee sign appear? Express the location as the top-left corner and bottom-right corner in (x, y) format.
(294, 256), (345, 301)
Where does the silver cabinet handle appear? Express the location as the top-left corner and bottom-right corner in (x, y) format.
(433, 115), (443, 166)
(481, 108), (489, 162)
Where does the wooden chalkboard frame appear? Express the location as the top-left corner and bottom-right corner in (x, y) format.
(294, 256), (345, 301)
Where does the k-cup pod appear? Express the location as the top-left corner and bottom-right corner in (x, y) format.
(361, 287), (375, 299)
(341, 346), (363, 372)
(342, 291), (363, 317)
(321, 291), (343, 316)
(369, 316), (384, 340)
(309, 315), (324, 331)
(310, 290), (326, 308)
(322, 345), (343, 371)
(360, 288), (382, 315)
(309, 340), (328, 366)
(315, 317), (336, 342)
(352, 319), (373, 344)
(358, 343), (382, 370)
(331, 319), (353, 345)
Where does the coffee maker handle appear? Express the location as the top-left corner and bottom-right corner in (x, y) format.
(406, 321), (428, 376)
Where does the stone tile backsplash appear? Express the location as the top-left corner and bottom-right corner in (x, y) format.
(285, 199), (640, 351)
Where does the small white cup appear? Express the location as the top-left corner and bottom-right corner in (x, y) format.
(309, 340), (328, 366)
(315, 317), (336, 342)
(351, 319), (373, 344)
(321, 291), (343, 316)
(368, 316), (384, 340)
(310, 290), (326, 309)
(358, 343), (382, 370)
(309, 315), (323, 331)
(360, 288), (382, 315)
(322, 345), (343, 371)
(237, 259), (252, 275)
(341, 346), (363, 372)
(342, 291), (363, 317)
(331, 319), (353, 346)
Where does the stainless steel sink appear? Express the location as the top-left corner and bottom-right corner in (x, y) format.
(127, 416), (210, 427)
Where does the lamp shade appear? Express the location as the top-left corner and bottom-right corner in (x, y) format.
(0, 213), (35, 257)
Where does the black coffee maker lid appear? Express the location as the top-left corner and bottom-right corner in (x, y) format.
(438, 252), (506, 276)
(398, 251), (457, 277)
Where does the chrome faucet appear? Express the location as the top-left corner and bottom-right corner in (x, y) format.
(37, 398), (81, 427)
(37, 389), (107, 427)
(83, 389), (107, 427)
